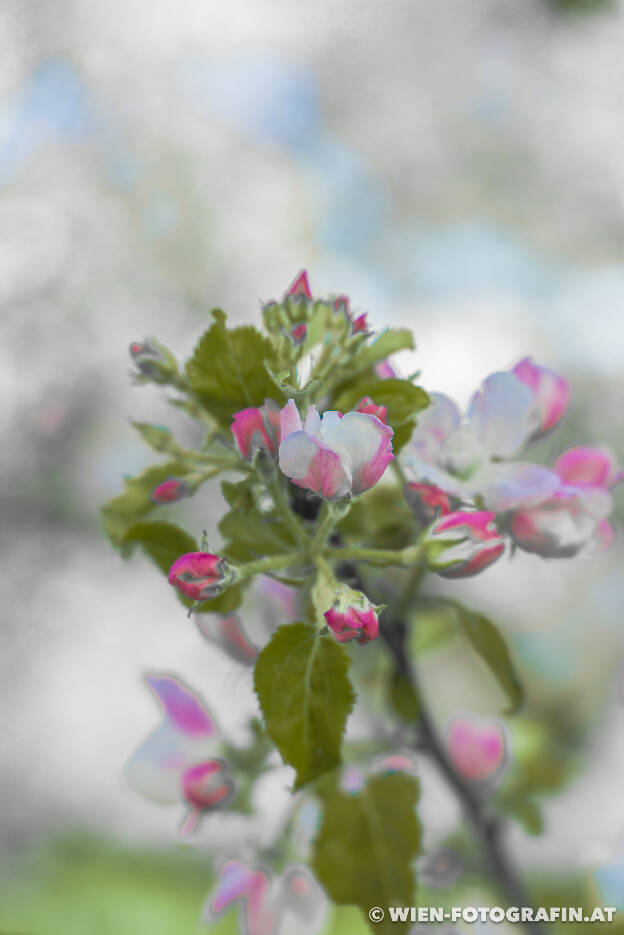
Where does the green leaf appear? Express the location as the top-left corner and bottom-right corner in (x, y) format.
(454, 605), (523, 715)
(219, 505), (297, 562)
(339, 486), (414, 549)
(352, 328), (415, 372)
(186, 309), (283, 425)
(312, 772), (421, 933)
(253, 622), (355, 789)
(101, 461), (191, 545)
(409, 607), (458, 656)
(122, 521), (197, 574)
(502, 795), (544, 835)
(334, 378), (429, 426)
(131, 423), (181, 456)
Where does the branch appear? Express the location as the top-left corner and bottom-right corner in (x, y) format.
(380, 616), (545, 935)
(337, 558), (544, 935)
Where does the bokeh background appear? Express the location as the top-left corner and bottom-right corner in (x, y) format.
(2, 0), (624, 931)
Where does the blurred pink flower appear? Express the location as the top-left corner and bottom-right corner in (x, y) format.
(124, 674), (234, 833)
(511, 446), (621, 557)
(446, 716), (506, 781)
(195, 613), (259, 666)
(206, 860), (324, 935)
(278, 398), (393, 499)
(150, 477), (189, 504)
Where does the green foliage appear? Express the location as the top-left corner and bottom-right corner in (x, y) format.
(186, 309), (283, 425)
(312, 772), (422, 933)
(454, 605), (524, 715)
(339, 486), (414, 549)
(351, 328), (415, 373)
(101, 462), (191, 545)
(253, 622), (355, 789)
(219, 501), (297, 563)
(122, 521), (196, 574)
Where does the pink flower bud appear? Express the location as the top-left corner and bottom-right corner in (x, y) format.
(512, 357), (570, 441)
(427, 510), (505, 578)
(405, 482), (452, 525)
(150, 477), (189, 504)
(324, 593), (379, 644)
(351, 312), (368, 333)
(231, 400), (281, 460)
(129, 340), (172, 381)
(333, 295), (350, 316)
(290, 323), (307, 345)
(285, 270), (312, 299)
(446, 716), (506, 781)
(168, 552), (229, 601)
(355, 396), (388, 423)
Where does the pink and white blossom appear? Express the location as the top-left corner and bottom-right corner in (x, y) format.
(278, 399), (393, 499)
(511, 446), (621, 557)
(403, 368), (566, 514)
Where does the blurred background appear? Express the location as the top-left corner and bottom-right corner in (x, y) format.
(2, 0), (624, 931)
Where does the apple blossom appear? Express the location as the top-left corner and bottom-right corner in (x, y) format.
(278, 398), (393, 499)
(510, 446), (621, 557)
(405, 482), (453, 525)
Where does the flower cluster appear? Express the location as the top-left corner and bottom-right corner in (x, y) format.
(405, 358), (620, 574)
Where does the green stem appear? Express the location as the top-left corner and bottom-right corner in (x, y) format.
(325, 543), (423, 568)
(310, 501), (337, 553)
(266, 473), (312, 547)
(238, 551), (310, 579)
